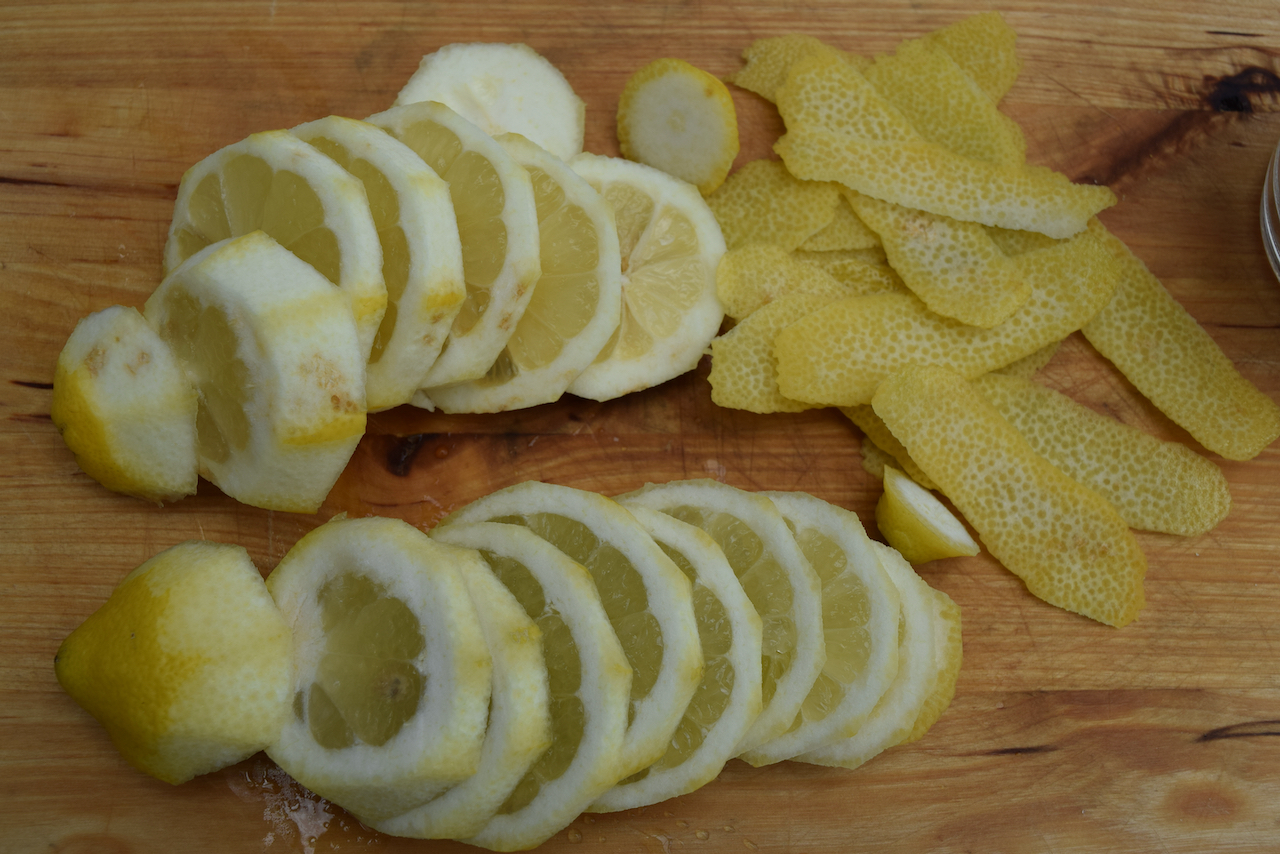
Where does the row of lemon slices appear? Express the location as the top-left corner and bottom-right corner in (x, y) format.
(56, 478), (961, 851)
(51, 45), (728, 514)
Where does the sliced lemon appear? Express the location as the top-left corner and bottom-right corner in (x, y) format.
(876, 464), (980, 564)
(51, 305), (197, 504)
(430, 521), (630, 852)
(374, 530), (552, 841)
(265, 516), (492, 823)
(901, 585), (963, 744)
(143, 232), (366, 513)
(796, 542), (938, 769)
(566, 153), (726, 401)
(741, 491), (900, 766)
(427, 133), (622, 413)
(440, 481), (703, 778)
(291, 115), (466, 412)
(618, 479), (825, 754)
(617, 58), (740, 196)
(368, 100), (542, 389)
(162, 130), (386, 359)
(395, 42), (586, 162)
(55, 540), (292, 785)
(590, 506), (763, 812)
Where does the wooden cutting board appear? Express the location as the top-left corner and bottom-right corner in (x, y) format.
(3, 2), (1280, 851)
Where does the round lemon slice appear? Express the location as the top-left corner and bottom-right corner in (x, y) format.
(163, 130), (386, 359)
(430, 521), (630, 852)
(367, 101), (542, 389)
(567, 153), (726, 401)
(291, 115), (466, 412)
(143, 232), (366, 513)
(372, 540), (552, 841)
(796, 542), (939, 770)
(51, 305), (197, 504)
(427, 133), (622, 413)
(901, 585), (963, 744)
(740, 491), (900, 766)
(395, 42), (586, 162)
(876, 464), (981, 564)
(55, 540), (292, 785)
(590, 506), (763, 813)
(440, 481), (703, 778)
(618, 479), (825, 754)
(265, 516), (492, 823)
(616, 58), (740, 196)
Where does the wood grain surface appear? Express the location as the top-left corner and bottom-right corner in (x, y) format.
(3, 2), (1280, 852)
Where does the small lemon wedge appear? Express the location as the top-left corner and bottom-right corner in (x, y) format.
(876, 464), (980, 564)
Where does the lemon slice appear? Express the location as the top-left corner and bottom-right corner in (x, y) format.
(901, 585), (963, 744)
(617, 58), (740, 196)
(796, 542), (938, 770)
(427, 133), (623, 413)
(876, 464), (980, 564)
(144, 232), (366, 513)
(51, 305), (197, 504)
(368, 100), (542, 389)
(163, 130), (386, 359)
(440, 481), (703, 778)
(566, 153), (726, 401)
(373, 535), (552, 841)
(430, 522), (630, 852)
(590, 506), (763, 812)
(265, 516), (492, 823)
(291, 115), (466, 412)
(618, 479), (824, 754)
(55, 540), (292, 785)
(395, 42), (586, 162)
(741, 491), (901, 766)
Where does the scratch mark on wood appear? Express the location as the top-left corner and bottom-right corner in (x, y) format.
(384, 433), (428, 477)
(980, 745), (1060, 756)
(1196, 719), (1280, 741)
(11, 380), (53, 389)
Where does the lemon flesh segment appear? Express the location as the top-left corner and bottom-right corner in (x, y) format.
(1081, 218), (1280, 461)
(902, 585), (963, 744)
(51, 305), (198, 504)
(266, 516), (491, 823)
(774, 229), (1121, 407)
(441, 481), (703, 778)
(708, 292), (833, 414)
(291, 116), (466, 412)
(849, 193), (1030, 328)
(163, 130), (386, 359)
(395, 42), (586, 162)
(144, 232), (366, 514)
(430, 522), (630, 852)
(427, 133), (623, 413)
(872, 364), (1147, 627)
(374, 537), (552, 841)
(55, 541), (292, 785)
(972, 373), (1232, 537)
(715, 242), (862, 321)
(619, 479), (825, 755)
(706, 159), (840, 252)
(368, 100), (542, 389)
(876, 464), (981, 564)
(742, 491), (901, 766)
(617, 58), (740, 196)
(567, 153), (726, 402)
(796, 542), (939, 770)
(591, 506), (764, 812)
